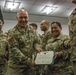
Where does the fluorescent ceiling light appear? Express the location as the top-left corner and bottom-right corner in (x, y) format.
(5, 1), (20, 10)
(41, 6), (57, 14)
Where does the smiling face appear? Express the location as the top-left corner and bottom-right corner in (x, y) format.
(16, 9), (29, 28)
(51, 22), (62, 37)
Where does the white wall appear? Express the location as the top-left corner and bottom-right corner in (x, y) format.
(61, 24), (69, 35)
(3, 20), (69, 35)
(3, 12), (69, 35)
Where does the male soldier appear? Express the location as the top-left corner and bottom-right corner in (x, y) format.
(29, 23), (38, 31)
(29, 23), (42, 43)
(40, 20), (53, 50)
(0, 20), (7, 75)
(7, 9), (42, 75)
(29, 23), (42, 75)
(39, 20), (53, 75)
(68, 0), (76, 75)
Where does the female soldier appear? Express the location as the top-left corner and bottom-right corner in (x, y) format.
(45, 22), (73, 75)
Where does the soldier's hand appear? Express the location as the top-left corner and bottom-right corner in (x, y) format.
(31, 59), (35, 66)
(54, 52), (63, 59)
(36, 48), (42, 53)
(54, 52), (58, 59)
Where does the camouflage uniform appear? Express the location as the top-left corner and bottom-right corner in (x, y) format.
(68, 8), (76, 75)
(38, 30), (53, 75)
(29, 25), (42, 75)
(41, 30), (53, 50)
(36, 31), (42, 44)
(0, 30), (7, 75)
(7, 24), (42, 75)
(45, 33), (72, 75)
(30, 27), (42, 45)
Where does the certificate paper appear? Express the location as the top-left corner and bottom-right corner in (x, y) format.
(35, 51), (54, 65)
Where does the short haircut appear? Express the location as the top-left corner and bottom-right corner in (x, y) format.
(42, 20), (50, 26)
(17, 9), (28, 17)
(51, 22), (62, 28)
(29, 23), (37, 29)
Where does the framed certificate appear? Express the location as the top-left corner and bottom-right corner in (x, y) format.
(35, 51), (54, 65)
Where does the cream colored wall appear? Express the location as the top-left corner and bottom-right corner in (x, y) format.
(3, 20), (69, 35)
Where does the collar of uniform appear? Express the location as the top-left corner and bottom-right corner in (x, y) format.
(43, 30), (49, 35)
(16, 24), (29, 33)
(0, 30), (3, 35)
(52, 33), (63, 41)
(72, 8), (76, 15)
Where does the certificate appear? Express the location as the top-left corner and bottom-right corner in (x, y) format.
(35, 51), (54, 65)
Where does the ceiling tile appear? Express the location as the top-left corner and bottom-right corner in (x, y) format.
(0, 0), (75, 20)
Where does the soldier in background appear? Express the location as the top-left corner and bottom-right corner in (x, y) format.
(29, 23), (42, 75)
(29, 23), (38, 31)
(29, 23), (42, 44)
(7, 9), (42, 75)
(0, 20), (8, 75)
(40, 20), (53, 50)
(68, 0), (76, 75)
(39, 20), (53, 75)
